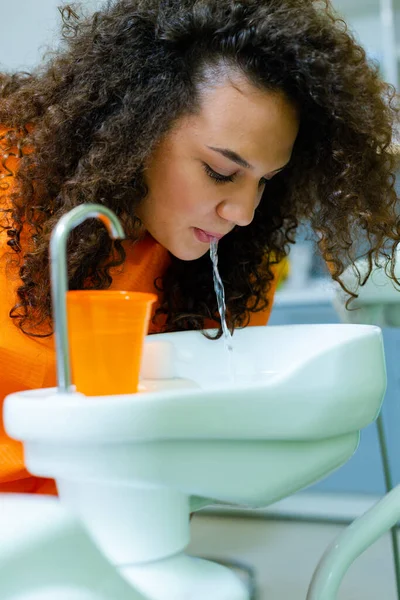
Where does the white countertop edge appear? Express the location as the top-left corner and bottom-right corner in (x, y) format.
(274, 279), (337, 307)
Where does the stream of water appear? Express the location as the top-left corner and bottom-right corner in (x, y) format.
(210, 239), (235, 380)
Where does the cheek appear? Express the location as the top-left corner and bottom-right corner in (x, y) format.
(145, 147), (218, 223)
(161, 171), (213, 219)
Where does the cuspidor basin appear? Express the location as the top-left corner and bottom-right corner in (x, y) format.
(3, 324), (386, 600)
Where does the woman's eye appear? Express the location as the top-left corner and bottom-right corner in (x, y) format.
(203, 163), (235, 184)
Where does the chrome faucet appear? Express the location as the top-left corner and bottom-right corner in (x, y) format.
(50, 204), (126, 393)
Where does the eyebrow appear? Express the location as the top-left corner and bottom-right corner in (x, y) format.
(207, 145), (288, 175)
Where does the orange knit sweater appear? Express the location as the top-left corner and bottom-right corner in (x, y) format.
(0, 127), (281, 495)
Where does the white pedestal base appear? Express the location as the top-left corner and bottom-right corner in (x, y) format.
(121, 553), (249, 600)
(56, 480), (190, 564)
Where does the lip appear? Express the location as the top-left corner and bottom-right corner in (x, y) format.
(194, 228), (226, 243)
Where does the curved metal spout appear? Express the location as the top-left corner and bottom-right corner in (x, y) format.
(50, 204), (126, 393)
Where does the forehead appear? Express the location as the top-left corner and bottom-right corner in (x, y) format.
(178, 75), (300, 167)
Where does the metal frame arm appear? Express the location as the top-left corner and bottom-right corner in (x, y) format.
(307, 484), (400, 599)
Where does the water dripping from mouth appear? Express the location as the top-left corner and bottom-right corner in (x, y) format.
(210, 239), (235, 382)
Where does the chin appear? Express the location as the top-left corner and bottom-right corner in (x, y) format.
(169, 245), (210, 262)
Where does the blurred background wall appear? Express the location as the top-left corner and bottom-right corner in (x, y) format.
(2, 0), (400, 86)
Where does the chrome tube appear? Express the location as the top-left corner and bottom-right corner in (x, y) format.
(49, 205), (125, 393)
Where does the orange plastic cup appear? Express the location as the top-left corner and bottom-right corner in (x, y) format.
(66, 290), (157, 396)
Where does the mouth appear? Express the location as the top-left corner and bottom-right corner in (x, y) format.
(193, 228), (226, 244)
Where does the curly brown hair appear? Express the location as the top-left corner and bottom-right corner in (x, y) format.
(0, 0), (399, 337)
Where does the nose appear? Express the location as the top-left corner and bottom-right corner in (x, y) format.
(216, 188), (260, 227)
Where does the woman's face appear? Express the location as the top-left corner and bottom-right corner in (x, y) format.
(137, 75), (300, 261)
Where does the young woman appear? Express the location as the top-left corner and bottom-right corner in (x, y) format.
(0, 0), (399, 494)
